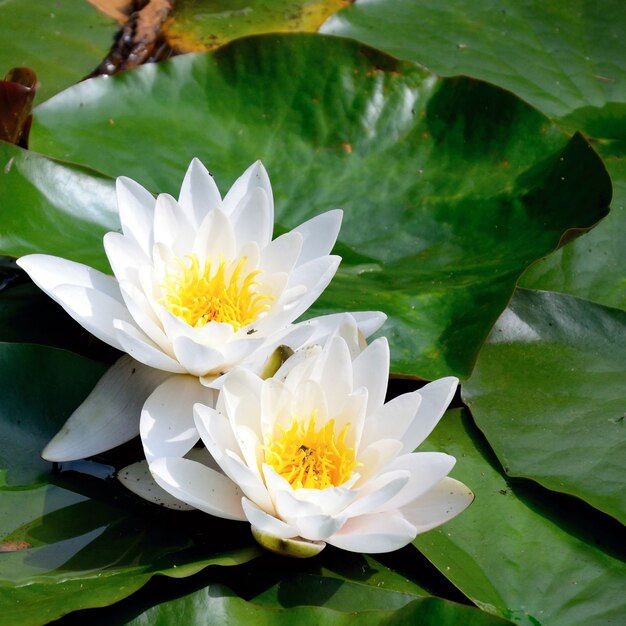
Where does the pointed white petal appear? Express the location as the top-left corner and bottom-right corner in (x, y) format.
(263, 256), (341, 332)
(192, 207), (236, 264)
(52, 284), (131, 351)
(178, 158), (222, 227)
(42, 356), (170, 462)
(342, 470), (409, 518)
(374, 453), (457, 512)
(327, 510), (416, 553)
(293, 512), (346, 542)
(401, 377), (459, 454)
(291, 209), (342, 265)
(150, 457), (246, 520)
(171, 335), (225, 376)
(230, 187), (273, 250)
(118, 460), (195, 510)
(153, 193), (194, 254)
(114, 319), (187, 372)
(223, 161), (274, 222)
(354, 439), (403, 484)
(140, 374), (214, 462)
(103, 231), (149, 286)
(242, 498), (295, 539)
(116, 176), (155, 255)
(352, 337), (389, 413)
(401, 477), (474, 534)
(260, 231), (303, 275)
(359, 391), (421, 451)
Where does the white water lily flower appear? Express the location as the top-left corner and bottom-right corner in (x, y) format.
(147, 326), (473, 556)
(17, 159), (376, 462)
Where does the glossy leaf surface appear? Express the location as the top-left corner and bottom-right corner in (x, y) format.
(26, 35), (611, 379)
(463, 289), (626, 524)
(414, 409), (626, 626)
(0, 0), (117, 102)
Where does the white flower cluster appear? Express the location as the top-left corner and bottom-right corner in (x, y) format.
(19, 159), (472, 556)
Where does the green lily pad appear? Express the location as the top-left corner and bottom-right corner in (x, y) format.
(414, 409), (626, 626)
(462, 289), (626, 524)
(22, 35), (610, 379)
(0, 341), (258, 625)
(165, 0), (351, 52)
(105, 582), (514, 626)
(0, 143), (118, 273)
(320, 0), (626, 125)
(321, 1), (626, 312)
(521, 141), (626, 310)
(0, 342), (107, 486)
(0, 0), (117, 103)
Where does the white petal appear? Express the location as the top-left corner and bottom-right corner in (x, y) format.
(352, 311), (387, 338)
(42, 356), (170, 462)
(230, 186), (273, 250)
(242, 498), (295, 539)
(192, 207), (236, 265)
(327, 510), (417, 553)
(114, 318), (187, 372)
(153, 193), (194, 254)
(307, 335), (354, 412)
(196, 404), (270, 510)
(150, 457), (246, 520)
(359, 391), (421, 452)
(171, 335), (226, 376)
(118, 460), (195, 510)
(263, 256), (341, 331)
(178, 158), (222, 227)
(289, 485), (359, 517)
(118, 280), (172, 353)
(352, 337), (389, 413)
(52, 284), (132, 351)
(260, 231), (303, 275)
(342, 470), (409, 518)
(17, 254), (119, 296)
(17, 255), (130, 351)
(374, 453), (457, 512)
(103, 231), (149, 285)
(160, 310), (235, 348)
(116, 176), (155, 255)
(140, 375), (214, 462)
(355, 439), (403, 485)
(401, 377), (459, 454)
(401, 477), (474, 534)
(293, 512), (347, 542)
(223, 161), (274, 222)
(221, 368), (264, 442)
(291, 209), (342, 265)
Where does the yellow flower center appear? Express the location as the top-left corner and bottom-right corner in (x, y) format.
(161, 254), (272, 330)
(264, 415), (357, 490)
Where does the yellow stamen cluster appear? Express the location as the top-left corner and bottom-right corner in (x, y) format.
(161, 254), (272, 330)
(264, 415), (356, 490)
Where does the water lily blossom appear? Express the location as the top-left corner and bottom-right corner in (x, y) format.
(146, 328), (473, 556)
(17, 159), (376, 462)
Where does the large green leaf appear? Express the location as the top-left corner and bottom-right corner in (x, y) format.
(320, 0), (626, 124)
(321, 1), (626, 308)
(414, 409), (626, 626)
(0, 142), (118, 273)
(0, 0), (117, 103)
(462, 288), (626, 524)
(0, 342), (107, 486)
(108, 583), (514, 626)
(21, 35), (610, 379)
(0, 342), (258, 625)
(521, 141), (626, 309)
(166, 0), (350, 52)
